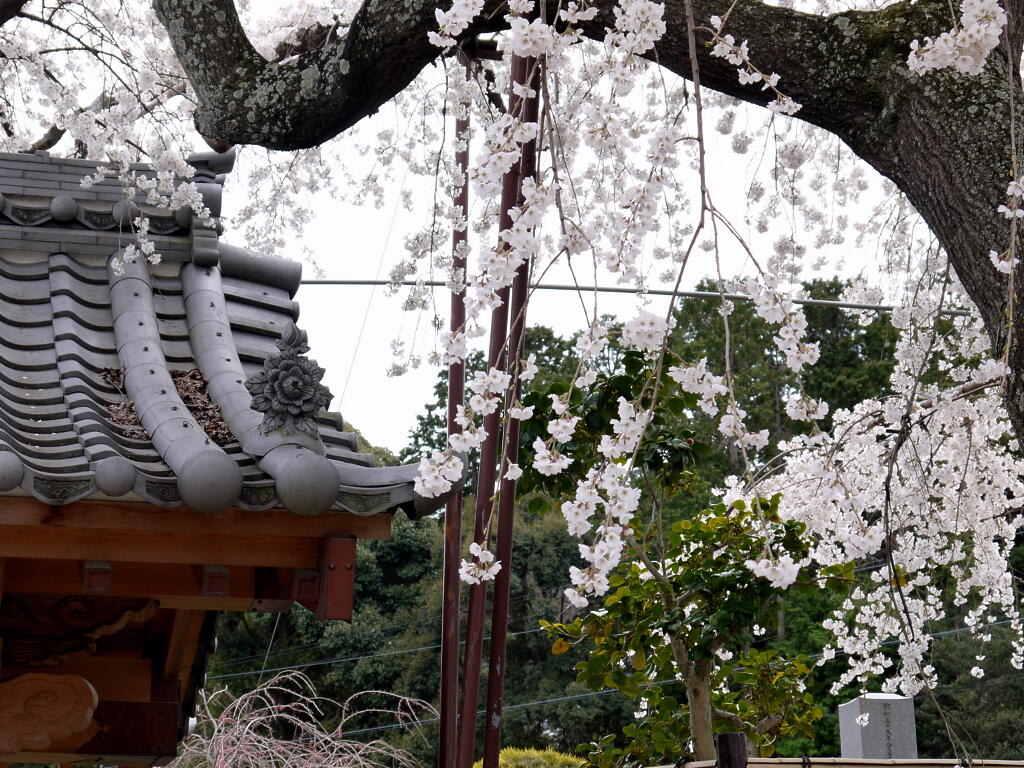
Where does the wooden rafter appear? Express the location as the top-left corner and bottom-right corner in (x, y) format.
(5, 559), (257, 611)
(0, 498), (389, 569)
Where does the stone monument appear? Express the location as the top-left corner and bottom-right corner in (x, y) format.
(839, 692), (918, 759)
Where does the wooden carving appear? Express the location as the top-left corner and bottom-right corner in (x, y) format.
(0, 673), (97, 752)
(0, 596), (158, 668)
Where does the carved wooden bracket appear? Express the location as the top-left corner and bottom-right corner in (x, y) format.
(0, 673), (97, 752)
(0, 596), (157, 668)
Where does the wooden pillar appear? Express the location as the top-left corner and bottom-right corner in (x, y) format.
(0, 557), (5, 673)
(716, 732), (748, 768)
(314, 537), (355, 621)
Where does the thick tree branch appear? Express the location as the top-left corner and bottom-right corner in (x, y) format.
(155, 0), (1024, 441)
(28, 92), (116, 152)
(153, 0), (447, 149)
(713, 707), (745, 729)
(1005, 0), (1024, 63)
(0, 0), (27, 27)
(154, 0), (924, 150)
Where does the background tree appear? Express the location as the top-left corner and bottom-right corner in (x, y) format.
(211, 327), (632, 763)
(212, 288), (1022, 760)
(671, 277), (899, 483)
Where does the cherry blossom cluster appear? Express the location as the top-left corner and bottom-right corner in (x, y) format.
(991, 177), (1023, 273)
(416, 365), (516, 502)
(559, 456), (644, 608)
(745, 276), (821, 373)
(744, 263), (1024, 694)
(430, 0), (486, 48)
(989, 249), (1019, 274)
(459, 541), (502, 583)
(668, 357), (727, 415)
(907, 0), (1006, 75)
(620, 309), (674, 353)
(708, 16), (802, 116)
(744, 554), (800, 588)
(413, 449), (465, 497)
(523, 378), (650, 609)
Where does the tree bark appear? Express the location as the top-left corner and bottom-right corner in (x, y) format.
(0, 0), (28, 27)
(154, 0), (1024, 437)
(687, 657), (716, 761)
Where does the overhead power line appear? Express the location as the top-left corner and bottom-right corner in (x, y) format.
(213, 586), (569, 669)
(340, 667), (1024, 738)
(338, 618), (1022, 738)
(208, 627), (546, 681)
(301, 280), (971, 317)
(340, 682), (665, 737)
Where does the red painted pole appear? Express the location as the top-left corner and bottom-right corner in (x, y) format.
(455, 52), (532, 768)
(439, 48), (472, 768)
(481, 56), (539, 768)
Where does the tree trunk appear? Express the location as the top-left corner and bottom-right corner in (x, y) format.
(687, 657), (716, 761)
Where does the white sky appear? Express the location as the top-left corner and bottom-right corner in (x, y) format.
(219, 79), (887, 455)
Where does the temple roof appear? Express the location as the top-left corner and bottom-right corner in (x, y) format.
(0, 149), (438, 517)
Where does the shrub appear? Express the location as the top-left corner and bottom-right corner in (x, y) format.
(474, 747), (583, 768)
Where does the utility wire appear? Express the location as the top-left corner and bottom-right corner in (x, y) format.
(212, 612), (1015, 684)
(337, 619), (1022, 738)
(337, 665), (1024, 738)
(209, 627), (547, 681)
(301, 280), (971, 317)
(213, 586), (568, 668)
(331, 168), (410, 406)
(340, 679), (679, 737)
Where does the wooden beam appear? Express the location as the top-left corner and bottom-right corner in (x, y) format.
(5, 700), (178, 766)
(160, 609), (206, 704)
(1, 657), (151, 703)
(160, 609), (195, 683)
(175, 612), (206, 705)
(5, 559), (256, 610)
(0, 524), (321, 568)
(0, 557), (4, 672)
(0, 497), (391, 540)
(314, 537), (355, 621)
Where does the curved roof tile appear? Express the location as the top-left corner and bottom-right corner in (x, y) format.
(0, 149), (451, 518)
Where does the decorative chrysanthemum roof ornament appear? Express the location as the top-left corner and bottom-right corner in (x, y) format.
(246, 324), (333, 436)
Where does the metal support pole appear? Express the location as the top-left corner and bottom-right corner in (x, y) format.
(480, 55), (539, 768)
(439, 48), (472, 768)
(455, 52), (531, 768)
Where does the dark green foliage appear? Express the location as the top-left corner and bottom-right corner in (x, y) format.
(671, 278), (898, 486)
(211, 279), (1024, 762)
(546, 496), (826, 766)
(916, 627), (1024, 758)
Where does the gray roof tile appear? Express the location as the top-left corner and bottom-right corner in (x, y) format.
(0, 151), (451, 518)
